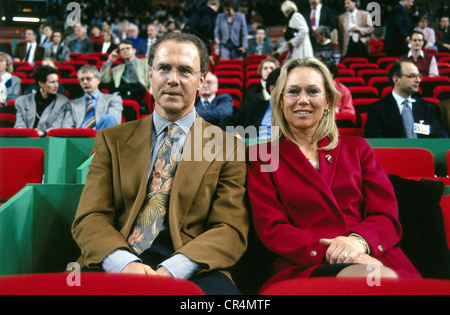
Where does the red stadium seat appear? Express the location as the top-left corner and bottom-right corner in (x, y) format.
(352, 98), (379, 127)
(122, 99), (141, 122)
(214, 70), (244, 81)
(335, 77), (366, 87)
(57, 65), (77, 78)
(376, 57), (397, 69)
(341, 57), (369, 68)
(367, 76), (390, 92)
(260, 277), (450, 295)
(372, 148), (435, 177)
(218, 77), (243, 90)
(348, 86), (379, 99)
(357, 69), (389, 83)
(0, 128), (40, 138)
(46, 128), (97, 138)
(0, 273), (204, 295)
(245, 77), (261, 90)
(337, 69), (355, 77)
(217, 88), (243, 102)
(433, 85), (450, 101)
(0, 113), (16, 127)
(420, 76), (450, 97)
(0, 147), (44, 202)
(338, 128), (364, 137)
(60, 78), (84, 99)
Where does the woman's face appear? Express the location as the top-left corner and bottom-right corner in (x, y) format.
(52, 32), (62, 45)
(0, 57), (7, 73)
(103, 32), (112, 42)
(39, 73), (59, 96)
(282, 67), (329, 136)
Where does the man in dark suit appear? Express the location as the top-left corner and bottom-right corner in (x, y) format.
(136, 24), (159, 57)
(221, 67), (281, 140)
(13, 29), (44, 65)
(195, 72), (233, 125)
(183, 0), (220, 55)
(383, 0), (414, 57)
(303, 0), (337, 49)
(365, 60), (448, 138)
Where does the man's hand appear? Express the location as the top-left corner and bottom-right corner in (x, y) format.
(121, 262), (157, 275)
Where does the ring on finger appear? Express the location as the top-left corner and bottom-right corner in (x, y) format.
(340, 251), (348, 258)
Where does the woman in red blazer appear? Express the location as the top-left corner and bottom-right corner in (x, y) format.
(247, 58), (420, 289)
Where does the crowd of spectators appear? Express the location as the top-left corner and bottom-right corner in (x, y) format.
(0, 0), (449, 138)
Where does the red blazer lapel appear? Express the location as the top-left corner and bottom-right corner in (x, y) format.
(278, 137), (344, 216)
(317, 137), (340, 188)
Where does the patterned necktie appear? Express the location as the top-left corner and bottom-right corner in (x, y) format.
(83, 97), (96, 129)
(127, 63), (138, 83)
(203, 100), (210, 109)
(401, 100), (416, 139)
(128, 124), (181, 255)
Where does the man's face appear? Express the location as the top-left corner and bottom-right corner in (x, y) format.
(78, 71), (100, 95)
(147, 25), (158, 39)
(25, 30), (36, 43)
(260, 61), (277, 81)
(309, 0), (320, 8)
(403, 0), (414, 10)
(255, 29), (266, 43)
(440, 17), (449, 29)
(118, 43), (136, 61)
(395, 62), (421, 95)
(43, 26), (52, 38)
(199, 72), (218, 99)
(150, 40), (205, 121)
(344, 0), (356, 11)
(410, 33), (424, 51)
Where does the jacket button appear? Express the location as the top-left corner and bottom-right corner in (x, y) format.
(378, 245), (384, 252)
(310, 250), (317, 257)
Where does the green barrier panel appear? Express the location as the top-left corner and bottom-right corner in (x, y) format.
(0, 184), (83, 276)
(76, 154), (94, 185)
(0, 137), (94, 184)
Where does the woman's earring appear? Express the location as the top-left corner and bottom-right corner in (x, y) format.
(323, 109), (330, 117)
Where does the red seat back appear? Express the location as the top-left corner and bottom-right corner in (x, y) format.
(0, 273), (205, 295)
(46, 128), (97, 138)
(373, 148), (435, 177)
(0, 147), (44, 201)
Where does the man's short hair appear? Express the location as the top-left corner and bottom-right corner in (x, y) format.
(78, 65), (101, 79)
(266, 67), (281, 94)
(316, 26), (331, 38)
(388, 59), (412, 86)
(119, 40), (136, 49)
(148, 32), (209, 75)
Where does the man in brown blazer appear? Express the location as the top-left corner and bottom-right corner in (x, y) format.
(72, 32), (249, 294)
(337, 0), (374, 58)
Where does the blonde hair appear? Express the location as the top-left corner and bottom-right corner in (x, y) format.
(281, 1), (298, 15)
(0, 52), (13, 73)
(271, 57), (341, 151)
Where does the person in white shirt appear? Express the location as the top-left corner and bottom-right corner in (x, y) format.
(414, 16), (438, 51)
(400, 31), (439, 77)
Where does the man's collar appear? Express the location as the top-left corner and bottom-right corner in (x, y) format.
(153, 107), (197, 136)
